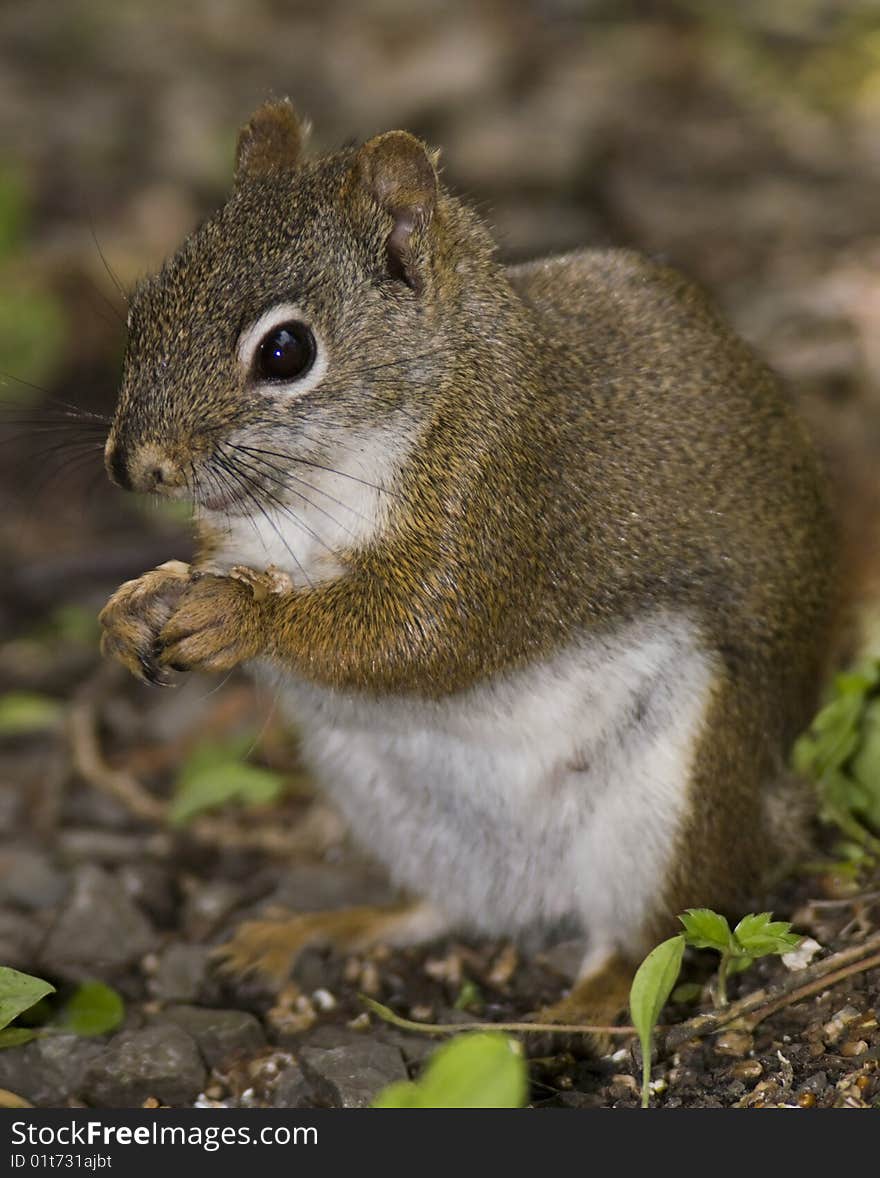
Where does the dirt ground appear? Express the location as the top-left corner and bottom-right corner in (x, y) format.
(1, 1), (879, 1108)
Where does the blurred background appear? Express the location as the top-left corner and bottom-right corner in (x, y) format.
(2, 0), (879, 637)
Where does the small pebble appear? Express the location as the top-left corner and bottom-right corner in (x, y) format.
(347, 1013), (371, 1031)
(424, 951), (463, 985)
(714, 1030), (753, 1058)
(343, 956), (362, 983)
(608, 1073), (639, 1100)
(312, 988), (337, 1012)
(731, 1060), (762, 1082)
(798, 1092), (816, 1108)
(749, 1079), (777, 1097)
(822, 1005), (860, 1045)
(268, 995), (317, 1035)
(409, 1004), (434, 1022)
(840, 1039), (868, 1058)
(781, 937), (821, 971)
(487, 944), (518, 987)
(359, 961), (381, 997)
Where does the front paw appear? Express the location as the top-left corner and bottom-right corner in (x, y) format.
(99, 560), (193, 685)
(157, 567), (280, 674)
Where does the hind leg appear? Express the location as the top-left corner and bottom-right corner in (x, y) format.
(215, 900), (451, 985)
(530, 948), (636, 1054)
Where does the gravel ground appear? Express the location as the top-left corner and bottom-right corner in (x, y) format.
(0, 649), (878, 1109)
(1, 2), (879, 1108)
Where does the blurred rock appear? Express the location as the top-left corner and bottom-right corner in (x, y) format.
(0, 846), (68, 910)
(82, 1025), (205, 1108)
(117, 860), (179, 928)
(0, 909), (46, 970)
(39, 864), (158, 980)
(297, 1041), (407, 1108)
(0, 1033), (105, 1107)
(158, 1004), (265, 1069)
(148, 944), (211, 1003)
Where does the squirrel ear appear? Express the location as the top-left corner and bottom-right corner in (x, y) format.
(353, 131), (439, 292)
(235, 99), (309, 183)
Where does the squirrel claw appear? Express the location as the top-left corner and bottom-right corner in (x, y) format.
(99, 561), (193, 685)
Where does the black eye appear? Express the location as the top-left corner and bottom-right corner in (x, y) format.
(255, 321), (316, 382)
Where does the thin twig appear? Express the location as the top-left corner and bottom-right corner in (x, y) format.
(68, 665), (342, 855)
(360, 996), (637, 1038)
(366, 933), (880, 1049)
(742, 952), (880, 1032)
(665, 930), (880, 1051)
(68, 680), (166, 824)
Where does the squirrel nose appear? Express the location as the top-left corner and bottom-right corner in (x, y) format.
(105, 438), (184, 494)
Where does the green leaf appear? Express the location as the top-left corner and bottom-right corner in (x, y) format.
(0, 968), (55, 1031)
(373, 1033), (526, 1109)
(629, 934), (686, 1108)
(850, 698), (880, 829)
(727, 955), (754, 975)
(733, 913), (801, 957)
(453, 978), (483, 1012)
(169, 741), (284, 826)
(671, 982), (703, 1004)
(372, 1080), (422, 1108)
(678, 908), (732, 952)
(54, 982), (124, 1037)
(0, 692), (63, 737)
(0, 1027), (38, 1050)
(793, 692), (864, 779)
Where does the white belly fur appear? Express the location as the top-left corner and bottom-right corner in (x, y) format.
(263, 613), (715, 960)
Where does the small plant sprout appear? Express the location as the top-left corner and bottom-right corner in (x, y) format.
(0, 967), (55, 1049)
(793, 656), (880, 858)
(629, 935), (685, 1109)
(0, 967), (124, 1049)
(628, 909), (803, 1107)
(678, 909), (801, 1007)
(372, 1032), (526, 1108)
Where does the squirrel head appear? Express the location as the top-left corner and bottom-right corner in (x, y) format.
(105, 98), (500, 515)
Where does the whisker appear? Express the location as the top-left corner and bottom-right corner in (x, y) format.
(88, 217), (129, 305)
(233, 442), (397, 499)
(0, 376), (113, 423)
(16, 447), (104, 509)
(210, 454), (314, 588)
(13, 437), (104, 467)
(215, 451), (338, 559)
(224, 441), (370, 523)
(0, 429), (106, 451)
(340, 347), (439, 378)
(220, 443), (359, 539)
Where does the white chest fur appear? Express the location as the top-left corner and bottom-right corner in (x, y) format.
(267, 614), (715, 959)
(201, 431), (405, 586)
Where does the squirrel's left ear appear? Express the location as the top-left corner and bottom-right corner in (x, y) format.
(235, 99), (309, 183)
(351, 131), (439, 293)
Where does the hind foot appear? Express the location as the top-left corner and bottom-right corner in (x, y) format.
(530, 951), (635, 1055)
(215, 900), (450, 986)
